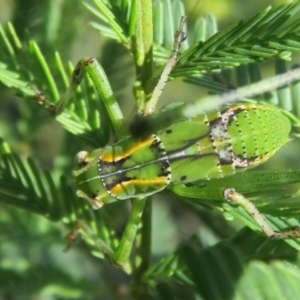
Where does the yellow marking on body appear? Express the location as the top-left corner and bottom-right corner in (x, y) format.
(110, 177), (168, 194)
(247, 155), (267, 167)
(101, 135), (156, 162)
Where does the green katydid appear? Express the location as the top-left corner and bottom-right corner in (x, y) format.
(31, 16), (300, 266)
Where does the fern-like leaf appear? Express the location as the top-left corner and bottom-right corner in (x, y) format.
(174, 2), (300, 76)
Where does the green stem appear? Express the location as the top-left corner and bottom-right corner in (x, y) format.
(113, 199), (146, 267)
(132, 0), (153, 113)
(130, 199), (152, 299)
(113, 0), (153, 273)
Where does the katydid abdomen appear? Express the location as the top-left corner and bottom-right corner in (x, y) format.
(74, 103), (291, 208)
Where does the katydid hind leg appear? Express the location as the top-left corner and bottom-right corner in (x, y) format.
(224, 188), (300, 239)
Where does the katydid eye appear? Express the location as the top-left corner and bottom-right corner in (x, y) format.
(72, 61), (85, 84)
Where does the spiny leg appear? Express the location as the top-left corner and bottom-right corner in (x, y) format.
(224, 188), (300, 239)
(143, 16), (188, 115)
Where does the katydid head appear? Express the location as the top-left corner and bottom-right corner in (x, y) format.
(73, 148), (119, 208)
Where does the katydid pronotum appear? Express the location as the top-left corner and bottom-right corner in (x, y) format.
(32, 16), (300, 266)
